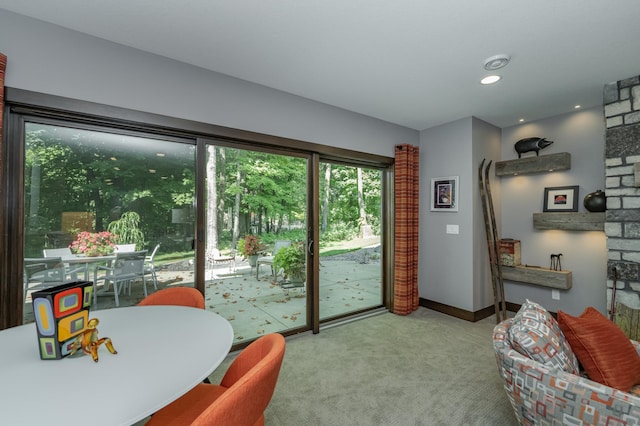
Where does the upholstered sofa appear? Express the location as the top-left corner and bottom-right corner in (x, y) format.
(493, 303), (640, 425)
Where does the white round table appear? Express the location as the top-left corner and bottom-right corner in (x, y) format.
(0, 305), (234, 425)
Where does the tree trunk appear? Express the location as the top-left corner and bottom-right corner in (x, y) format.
(322, 163), (331, 232)
(206, 146), (218, 253)
(232, 166), (241, 249)
(29, 162), (41, 223)
(218, 147), (226, 231)
(357, 167), (367, 225)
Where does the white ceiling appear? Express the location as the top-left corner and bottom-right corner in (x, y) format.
(1, 1), (639, 130)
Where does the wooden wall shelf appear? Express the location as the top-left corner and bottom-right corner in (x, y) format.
(495, 152), (571, 176)
(533, 212), (605, 231)
(502, 265), (572, 290)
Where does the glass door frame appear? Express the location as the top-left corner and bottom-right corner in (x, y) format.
(1, 88), (394, 332)
(197, 138), (317, 336)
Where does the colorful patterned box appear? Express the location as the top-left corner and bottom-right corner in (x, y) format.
(498, 239), (521, 266)
(31, 281), (93, 360)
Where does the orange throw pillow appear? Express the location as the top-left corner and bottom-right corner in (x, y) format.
(558, 307), (640, 392)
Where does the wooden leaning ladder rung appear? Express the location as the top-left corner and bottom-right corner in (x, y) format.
(479, 159), (507, 323)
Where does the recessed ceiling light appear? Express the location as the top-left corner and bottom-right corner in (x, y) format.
(574, 105), (581, 109)
(480, 75), (501, 85)
(483, 54), (511, 71)
(519, 118), (525, 122)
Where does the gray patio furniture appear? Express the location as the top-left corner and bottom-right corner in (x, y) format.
(24, 257), (67, 300)
(114, 244), (136, 253)
(144, 244), (161, 290)
(93, 250), (147, 307)
(42, 247), (86, 280)
(207, 248), (236, 275)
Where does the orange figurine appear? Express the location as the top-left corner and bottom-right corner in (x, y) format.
(70, 318), (117, 362)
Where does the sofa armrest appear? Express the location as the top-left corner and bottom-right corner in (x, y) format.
(494, 320), (640, 424)
(497, 347), (640, 424)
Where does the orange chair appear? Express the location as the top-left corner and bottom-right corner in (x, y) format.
(146, 333), (286, 426)
(137, 287), (205, 309)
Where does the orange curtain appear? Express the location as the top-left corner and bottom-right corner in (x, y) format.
(393, 144), (419, 315)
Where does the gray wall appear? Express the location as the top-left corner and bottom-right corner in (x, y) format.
(420, 118), (473, 310)
(501, 107), (607, 315)
(0, 9), (608, 316)
(419, 117), (500, 312)
(420, 109), (606, 316)
(419, 117), (501, 312)
(472, 118), (502, 310)
(0, 9), (417, 156)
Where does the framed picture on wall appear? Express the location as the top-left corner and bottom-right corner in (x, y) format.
(430, 176), (459, 212)
(543, 185), (579, 212)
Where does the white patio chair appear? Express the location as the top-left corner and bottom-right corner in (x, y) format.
(144, 244), (161, 290)
(114, 244), (136, 253)
(42, 247), (86, 280)
(256, 240), (291, 279)
(207, 248), (236, 276)
(93, 250), (147, 307)
(24, 257), (67, 301)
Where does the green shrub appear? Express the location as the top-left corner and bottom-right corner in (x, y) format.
(107, 211), (145, 249)
(273, 241), (306, 280)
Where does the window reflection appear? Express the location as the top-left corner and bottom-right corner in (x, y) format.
(23, 123), (196, 322)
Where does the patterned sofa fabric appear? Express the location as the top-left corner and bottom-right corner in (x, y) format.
(494, 319), (640, 425)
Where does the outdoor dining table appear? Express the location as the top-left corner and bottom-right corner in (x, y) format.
(0, 305), (234, 426)
(61, 253), (117, 281)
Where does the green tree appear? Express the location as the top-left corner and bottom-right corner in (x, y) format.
(107, 211), (145, 249)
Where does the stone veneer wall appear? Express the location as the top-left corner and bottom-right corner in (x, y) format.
(604, 75), (640, 320)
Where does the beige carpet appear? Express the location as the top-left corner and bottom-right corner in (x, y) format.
(209, 307), (517, 426)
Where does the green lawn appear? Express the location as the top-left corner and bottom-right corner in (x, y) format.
(154, 236), (380, 266)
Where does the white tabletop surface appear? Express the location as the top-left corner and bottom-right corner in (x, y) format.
(0, 305), (234, 426)
(62, 253), (116, 263)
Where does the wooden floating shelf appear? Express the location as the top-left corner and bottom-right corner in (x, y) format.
(533, 212), (605, 231)
(502, 265), (572, 290)
(495, 152), (571, 176)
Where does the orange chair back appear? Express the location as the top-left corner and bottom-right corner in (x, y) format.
(137, 287), (205, 309)
(146, 333), (285, 426)
(203, 333), (285, 425)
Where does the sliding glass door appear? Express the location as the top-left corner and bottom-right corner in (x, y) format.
(203, 143), (311, 343)
(318, 161), (384, 320)
(4, 93), (392, 341)
(22, 120), (196, 323)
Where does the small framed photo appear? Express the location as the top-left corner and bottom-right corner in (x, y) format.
(543, 186), (579, 212)
(430, 176), (459, 212)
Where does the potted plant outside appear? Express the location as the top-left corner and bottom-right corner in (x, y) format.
(241, 235), (265, 267)
(273, 241), (306, 284)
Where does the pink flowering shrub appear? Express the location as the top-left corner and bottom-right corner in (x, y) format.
(69, 231), (117, 256)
